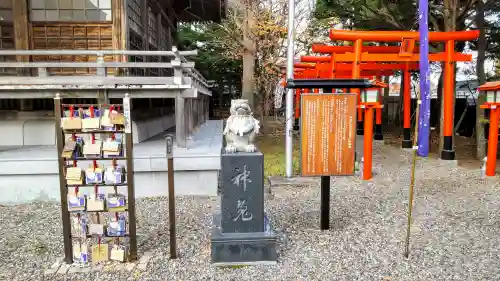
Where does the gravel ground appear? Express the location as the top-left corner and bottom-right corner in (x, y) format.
(1, 144), (500, 280)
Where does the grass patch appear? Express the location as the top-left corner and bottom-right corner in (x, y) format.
(220, 265), (249, 269)
(257, 134), (300, 177)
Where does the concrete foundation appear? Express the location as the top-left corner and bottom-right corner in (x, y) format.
(0, 113), (176, 146)
(0, 120), (223, 204)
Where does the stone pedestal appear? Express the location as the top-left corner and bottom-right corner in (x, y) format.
(211, 151), (277, 266)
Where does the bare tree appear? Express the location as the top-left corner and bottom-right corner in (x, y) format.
(216, 0), (316, 115)
(475, 0), (487, 159)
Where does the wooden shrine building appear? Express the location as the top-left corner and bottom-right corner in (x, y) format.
(0, 0), (227, 145)
(0, 0), (227, 203)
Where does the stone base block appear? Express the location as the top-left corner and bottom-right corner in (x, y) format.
(402, 140), (413, 149)
(211, 213), (277, 266)
(440, 149), (456, 161)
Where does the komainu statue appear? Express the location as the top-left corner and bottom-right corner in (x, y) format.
(223, 99), (260, 153)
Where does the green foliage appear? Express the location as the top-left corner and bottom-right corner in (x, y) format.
(479, 117), (500, 128)
(314, 0), (417, 31)
(177, 23), (243, 96)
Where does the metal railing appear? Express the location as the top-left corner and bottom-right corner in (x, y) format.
(0, 47), (210, 96)
(0, 47), (212, 148)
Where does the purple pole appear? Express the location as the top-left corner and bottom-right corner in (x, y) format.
(417, 0), (430, 156)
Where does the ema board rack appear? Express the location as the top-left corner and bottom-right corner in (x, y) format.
(54, 94), (137, 265)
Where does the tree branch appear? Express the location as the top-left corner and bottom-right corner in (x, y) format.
(429, 13), (441, 31)
(458, 0), (476, 21)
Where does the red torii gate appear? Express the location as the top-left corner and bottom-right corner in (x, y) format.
(293, 65), (389, 180)
(327, 29), (479, 160)
(308, 44), (433, 148)
(295, 57), (420, 142)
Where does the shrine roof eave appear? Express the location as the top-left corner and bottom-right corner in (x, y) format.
(170, 0), (227, 23)
(478, 81), (500, 91)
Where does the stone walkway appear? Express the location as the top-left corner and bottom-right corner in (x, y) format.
(2, 143), (500, 280)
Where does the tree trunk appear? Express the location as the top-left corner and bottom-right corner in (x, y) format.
(476, 0), (487, 159)
(241, 3), (255, 109)
(242, 53), (255, 106)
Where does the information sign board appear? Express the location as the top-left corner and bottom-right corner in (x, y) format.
(300, 94), (357, 176)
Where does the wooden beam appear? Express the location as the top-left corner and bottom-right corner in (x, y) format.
(150, 0), (177, 31)
(160, 9), (177, 31)
(160, 0), (179, 21)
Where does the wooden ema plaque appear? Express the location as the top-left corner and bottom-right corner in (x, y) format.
(300, 93), (357, 176)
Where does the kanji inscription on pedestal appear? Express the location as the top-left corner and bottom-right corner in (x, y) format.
(300, 93), (357, 176)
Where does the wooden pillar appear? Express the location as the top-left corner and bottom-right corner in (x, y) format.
(111, 0), (125, 51)
(188, 99), (194, 136)
(200, 96), (204, 124)
(112, 0), (126, 76)
(192, 97), (196, 129)
(185, 99), (192, 139)
(199, 96), (204, 125)
(175, 96), (186, 148)
(192, 98), (197, 129)
(141, 0), (149, 76)
(196, 97), (201, 127)
(13, 0), (32, 111)
(197, 97), (201, 125)
(204, 96), (208, 123)
(205, 96), (209, 122)
(97, 90), (109, 104)
(13, 0), (29, 55)
(141, 0), (149, 49)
